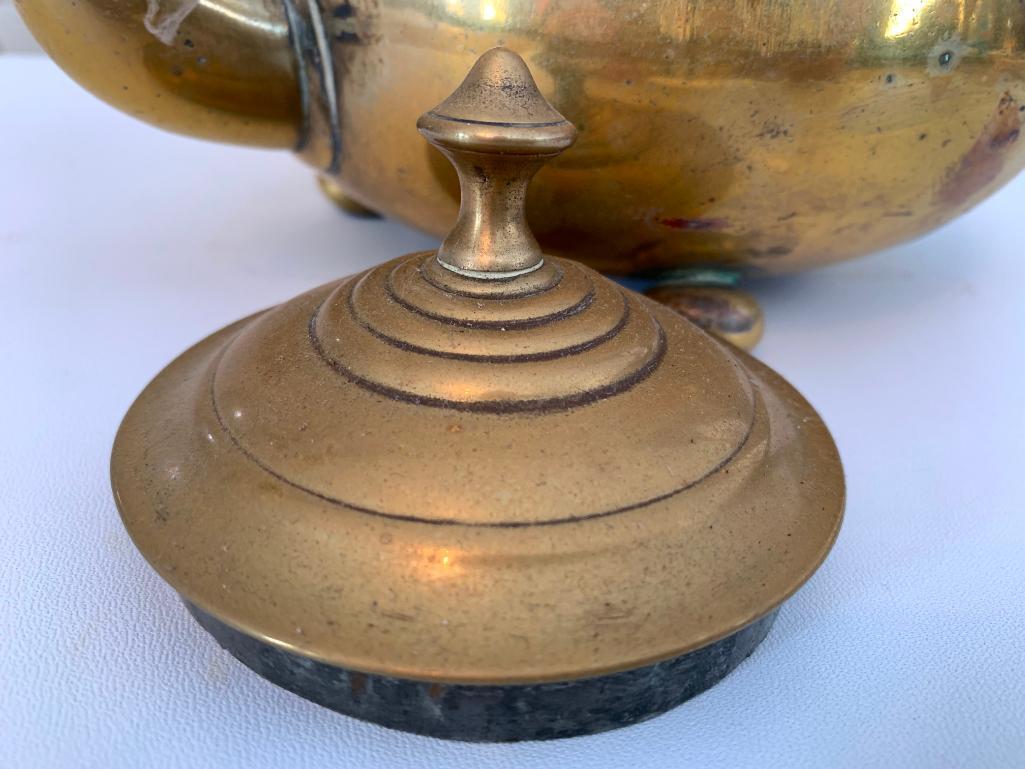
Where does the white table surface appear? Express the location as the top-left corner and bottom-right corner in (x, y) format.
(2, 56), (1023, 768)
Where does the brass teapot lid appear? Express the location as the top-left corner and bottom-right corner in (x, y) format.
(112, 49), (844, 686)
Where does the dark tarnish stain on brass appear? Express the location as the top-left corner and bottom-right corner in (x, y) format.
(110, 49), (844, 742)
(187, 601), (779, 742)
(939, 92), (1022, 207)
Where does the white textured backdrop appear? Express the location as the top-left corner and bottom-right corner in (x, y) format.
(0, 1), (38, 53)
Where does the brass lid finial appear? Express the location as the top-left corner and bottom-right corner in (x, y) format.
(417, 48), (577, 279)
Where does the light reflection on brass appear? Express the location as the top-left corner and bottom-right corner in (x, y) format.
(413, 546), (465, 582)
(885, 0), (938, 38)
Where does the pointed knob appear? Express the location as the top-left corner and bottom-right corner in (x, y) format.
(417, 48), (577, 278)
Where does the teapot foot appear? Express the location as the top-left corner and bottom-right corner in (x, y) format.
(645, 282), (763, 351)
(318, 175), (381, 219)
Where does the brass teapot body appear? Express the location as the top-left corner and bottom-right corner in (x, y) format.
(18, 0), (1025, 278)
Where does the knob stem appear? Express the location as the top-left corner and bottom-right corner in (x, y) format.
(417, 48), (577, 279)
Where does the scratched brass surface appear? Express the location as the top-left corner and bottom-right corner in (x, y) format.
(18, 0), (1025, 275)
(110, 50), (844, 684)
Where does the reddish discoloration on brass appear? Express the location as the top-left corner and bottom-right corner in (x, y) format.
(427, 683), (445, 700)
(349, 672), (367, 697)
(658, 217), (730, 232)
(940, 92), (1022, 208)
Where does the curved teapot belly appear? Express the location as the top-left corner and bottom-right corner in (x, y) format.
(322, 0), (1025, 275)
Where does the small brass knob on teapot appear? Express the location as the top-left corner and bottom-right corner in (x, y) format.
(111, 48), (844, 741)
(416, 50), (577, 278)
